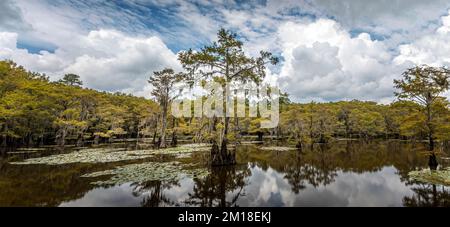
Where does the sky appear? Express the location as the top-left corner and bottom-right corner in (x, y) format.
(1, 0), (450, 103)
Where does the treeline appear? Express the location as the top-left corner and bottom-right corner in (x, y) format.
(0, 60), (160, 147)
(174, 99), (450, 147)
(279, 100), (450, 147)
(1, 60), (450, 148)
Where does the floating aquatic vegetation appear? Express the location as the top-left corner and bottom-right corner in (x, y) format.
(258, 146), (298, 151)
(10, 148), (141, 165)
(16, 148), (47, 151)
(82, 161), (209, 186)
(241, 141), (264, 144)
(151, 143), (211, 155)
(409, 168), (450, 186)
(8, 148), (48, 154)
(10, 144), (211, 165)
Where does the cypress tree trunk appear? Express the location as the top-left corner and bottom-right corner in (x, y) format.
(211, 141), (221, 165)
(153, 117), (158, 146)
(171, 132), (177, 147)
(160, 106), (168, 148)
(57, 127), (67, 147)
(426, 103), (438, 170)
(94, 135), (99, 145)
(2, 124), (8, 147)
(212, 117), (236, 166)
(171, 118), (177, 147)
(428, 132), (435, 151)
(257, 131), (263, 141)
(211, 80), (236, 166)
(429, 152), (438, 170)
(234, 116), (240, 145)
(296, 141), (302, 150)
(210, 56), (236, 166)
(77, 133), (84, 147)
(1, 136), (6, 147)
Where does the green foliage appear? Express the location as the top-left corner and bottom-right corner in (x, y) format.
(82, 162), (209, 186)
(148, 68), (180, 148)
(409, 168), (450, 186)
(0, 60), (159, 146)
(394, 65), (450, 149)
(1, 60), (450, 148)
(178, 28), (279, 86)
(394, 66), (450, 104)
(279, 99), (450, 144)
(58, 74), (83, 87)
(177, 28), (279, 166)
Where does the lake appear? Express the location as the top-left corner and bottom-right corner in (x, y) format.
(1, 140), (449, 207)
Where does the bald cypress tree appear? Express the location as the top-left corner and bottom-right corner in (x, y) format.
(178, 29), (278, 166)
(394, 65), (450, 169)
(149, 68), (178, 148)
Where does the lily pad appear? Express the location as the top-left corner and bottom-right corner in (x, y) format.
(408, 168), (450, 186)
(16, 148), (47, 151)
(82, 161), (209, 186)
(8, 148), (48, 154)
(259, 146), (298, 151)
(151, 143), (211, 155)
(10, 144), (211, 165)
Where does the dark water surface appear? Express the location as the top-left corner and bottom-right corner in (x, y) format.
(1, 141), (450, 207)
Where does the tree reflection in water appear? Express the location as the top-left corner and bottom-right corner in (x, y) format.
(403, 184), (450, 207)
(131, 180), (179, 207)
(1, 140), (449, 207)
(112, 141), (450, 207)
(284, 144), (338, 193)
(128, 165), (251, 207)
(186, 165), (251, 207)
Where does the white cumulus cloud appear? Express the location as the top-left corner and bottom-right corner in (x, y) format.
(0, 30), (180, 97)
(2, 1), (450, 102)
(394, 10), (450, 67)
(277, 19), (401, 102)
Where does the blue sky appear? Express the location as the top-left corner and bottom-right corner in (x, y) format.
(1, 0), (450, 102)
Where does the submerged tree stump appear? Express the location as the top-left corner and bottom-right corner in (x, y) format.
(429, 152), (438, 170)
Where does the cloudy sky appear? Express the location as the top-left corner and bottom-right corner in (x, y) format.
(1, 0), (450, 103)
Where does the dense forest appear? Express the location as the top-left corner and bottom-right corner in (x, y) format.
(0, 60), (159, 147)
(2, 59), (450, 148)
(1, 29), (450, 168)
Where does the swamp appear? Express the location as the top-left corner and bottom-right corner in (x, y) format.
(1, 140), (450, 207)
(2, 4), (450, 207)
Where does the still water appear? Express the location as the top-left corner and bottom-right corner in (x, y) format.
(1, 141), (449, 207)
